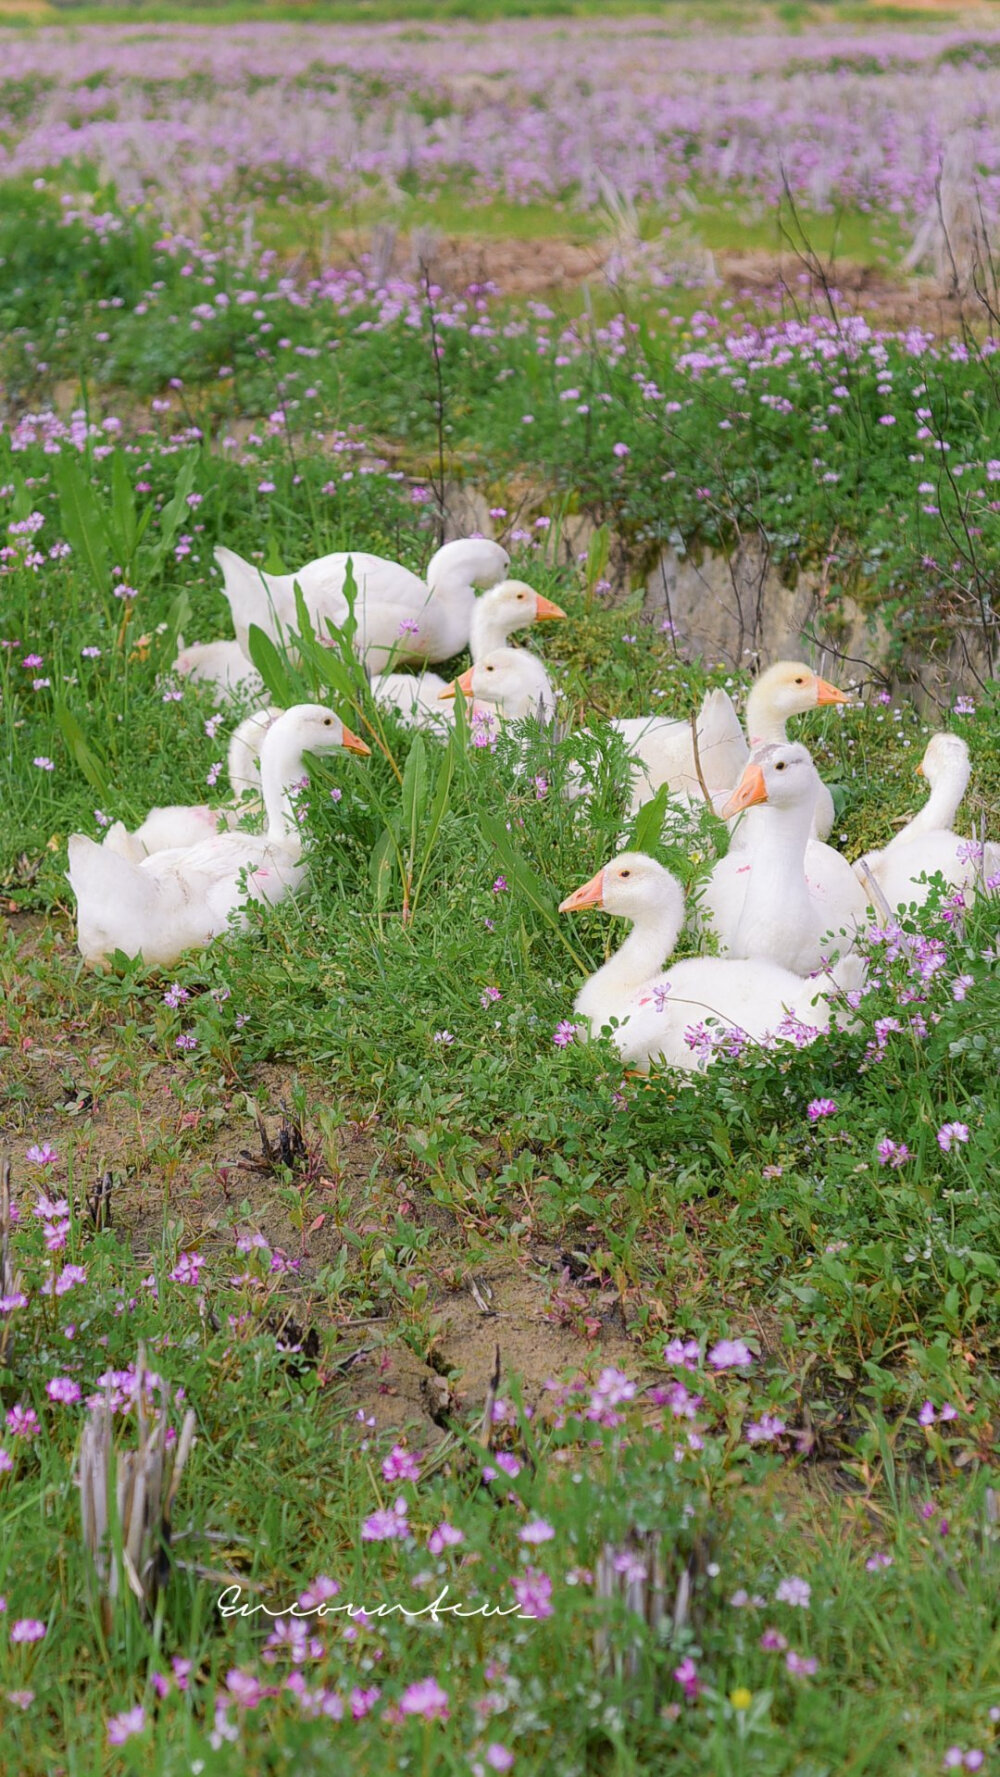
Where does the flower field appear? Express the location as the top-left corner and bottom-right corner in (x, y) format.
(0, 7), (999, 1775)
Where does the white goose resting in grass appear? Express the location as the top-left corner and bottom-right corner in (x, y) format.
(559, 852), (843, 1073)
(610, 688), (748, 816)
(69, 705), (370, 968)
(698, 743), (867, 973)
(370, 580), (566, 736)
(216, 538), (509, 671)
(439, 647), (557, 724)
(101, 707), (286, 863)
(173, 637), (264, 703)
(854, 731), (999, 913)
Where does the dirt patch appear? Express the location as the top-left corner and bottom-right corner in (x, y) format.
(714, 247), (975, 332)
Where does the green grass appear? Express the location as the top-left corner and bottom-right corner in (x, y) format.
(0, 167), (999, 1774)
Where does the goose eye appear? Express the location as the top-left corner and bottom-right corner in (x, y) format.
(620, 869), (631, 878)
(517, 593), (525, 600)
(486, 664), (494, 672)
(775, 761), (786, 771)
(795, 676), (805, 685)
(324, 717), (333, 726)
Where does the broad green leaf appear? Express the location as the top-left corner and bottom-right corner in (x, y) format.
(52, 695), (110, 799)
(369, 825), (399, 913)
(480, 813), (587, 969)
(110, 450), (138, 565)
(246, 623), (296, 707)
(148, 450), (199, 572)
(410, 742), (454, 917)
(401, 735), (428, 863)
(52, 452), (109, 594)
(628, 781), (672, 854)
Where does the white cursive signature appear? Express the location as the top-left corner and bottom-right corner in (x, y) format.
(216, 1584), (533, 1623)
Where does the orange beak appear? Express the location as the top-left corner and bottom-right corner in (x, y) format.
(558, 868), (605, 913)
(815, 676), (848, 707)
(341, 725), (371, 757)
(439, 666), (476, 700)
(721, 761), (768, 818)
(535, 595), (567, 622)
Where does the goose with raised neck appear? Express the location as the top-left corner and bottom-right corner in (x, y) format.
(700, 742), (867, 973)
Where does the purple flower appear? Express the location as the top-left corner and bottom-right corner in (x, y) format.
(518, 1518), (555, 1545)
(25, 1144), (57, 1166)
(511, 1569), (553, 1619)
(175, 1033), (197, 1051)
(427, 1522), (464, 1555)
(672, 1655), (700, 1701)
(492, 876), (508, 893)
(937, 1122), (969, 1152)
(865, 1553), (893, 1571)
(484, 1748), (514, 1774)
(361, 1497), (409, 1542)
(708, 1338), (753, 1370)
(759, 1628), (787, 1650)
(918, 1401), (936, 1427)
(398, 1677), (449, 1720)
(785, 1650), (818, 1677)
(775, 1576), (811, 1608)
(33, 757), (54, 772)
(612, 441), (630, 458)
(877, 1139), (909, 1167)
(46, 1377), (81, 1405)
(746, 1412), (785, 1444)
(552, 1019), (577, 1048)
(807, 1098), (837, 1122)
(107, 1705), (145, 1745)
(5, 1406), (39, 1439)
(663, 1337), (700, 1370)
(10, 1619), (46, 1644)
(163, 984), (189, 1009)
(169, 1252), (204, 1285)
(381, 1445), (420, 1483)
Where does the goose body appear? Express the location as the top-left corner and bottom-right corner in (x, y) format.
(854, 732), (997, 911)
(101, 708), (285, 864)
(69, 706), (369, 967)
(611, 688), (748, 815)
(173, 638), (264, 703)
(559, 852), (836, 1073)
(699, 744), (867, 972)
(216, 539), (509, 671)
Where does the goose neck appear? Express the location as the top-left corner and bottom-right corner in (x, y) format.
(259, 728), (307, 844)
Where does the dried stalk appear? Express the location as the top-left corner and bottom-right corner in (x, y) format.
(79, 1344), (196, 1635)
(0, 1155), (24, 1367)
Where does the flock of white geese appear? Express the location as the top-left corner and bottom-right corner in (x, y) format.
(66, 536), (998, 1073)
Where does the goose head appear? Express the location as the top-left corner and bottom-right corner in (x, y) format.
(746, 660), (848, 743)
(263, 703), (371, 762)
(916, 731), (970, 789)
(425, 539), (510, 596)
(722, 741), (821, 820)
(477, 579), (565, 630)
(559, 851), (686, 927)
(439, 647), (555, 721)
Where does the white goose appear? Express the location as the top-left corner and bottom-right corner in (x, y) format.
(440, 647), (557, 723)
(68, 705), (369, 968)
(101, 708), (285, 863)
(854, 731), (998, 912)
(216, 539), (509, 671)
(610, 688), (748, 816)
(370, 580), (566, 735)
(699, 743), (867, 972)
(173, 637), (264, 703)
(559, 852), (839, 1073)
